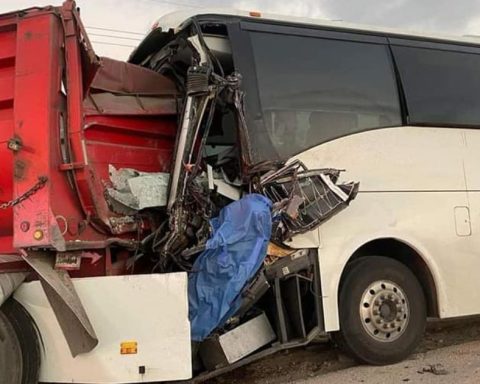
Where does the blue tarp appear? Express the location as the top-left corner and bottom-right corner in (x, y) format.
(188, 194), (272, 342)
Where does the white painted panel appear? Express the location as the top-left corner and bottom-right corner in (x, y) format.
(297, 126), (466, 192)
(292, 126), (476, 331)
(463, 130), (480, 251)
(14, 273), (191, 383)
(315, 192), (475, 331)
(283, 229), (320, 248)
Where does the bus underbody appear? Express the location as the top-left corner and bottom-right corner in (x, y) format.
(0, 2), (360, 383)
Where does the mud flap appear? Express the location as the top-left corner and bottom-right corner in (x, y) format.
(0, 272), (28, 306)
(22, 251), (98, 356)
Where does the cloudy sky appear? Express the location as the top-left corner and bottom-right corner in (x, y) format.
(2, 0), (480, 60)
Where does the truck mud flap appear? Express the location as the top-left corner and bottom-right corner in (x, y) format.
(22, 251), (98, 356)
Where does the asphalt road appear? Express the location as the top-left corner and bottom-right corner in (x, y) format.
(209, 317), (480, 384)
(298, 340), (480, 384)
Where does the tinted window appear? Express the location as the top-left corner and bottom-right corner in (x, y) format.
(392, 45), (480, 126)
(249, 31), (402, 160)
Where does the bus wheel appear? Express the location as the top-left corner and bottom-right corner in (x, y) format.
(0, 299), (41, 384)
(334, 256), (426, 365)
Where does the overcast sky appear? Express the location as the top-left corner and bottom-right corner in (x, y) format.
(2, 0), (480, 60)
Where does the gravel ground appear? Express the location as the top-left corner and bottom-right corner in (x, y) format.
(206, 317), (480, 384)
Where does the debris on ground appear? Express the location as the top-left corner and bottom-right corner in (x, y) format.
(417, 363), (449, 375)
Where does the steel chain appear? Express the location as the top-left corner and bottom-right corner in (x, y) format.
(0, 176), (48, 210)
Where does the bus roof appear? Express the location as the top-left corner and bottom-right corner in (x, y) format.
(151, 7), (480, 47)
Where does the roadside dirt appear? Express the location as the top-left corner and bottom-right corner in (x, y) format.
(206, 317), (480, 384)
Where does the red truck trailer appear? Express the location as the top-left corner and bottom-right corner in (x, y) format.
(0, 1), (178, 265)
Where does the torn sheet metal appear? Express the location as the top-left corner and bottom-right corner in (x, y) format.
(90, 57), (179, 96)
(106, 165), (170, 211)
(188, 194), (272, 342)
(0, 272), (28, 306)
(83, 57), (179, 116)
(258, 160), (359, 241)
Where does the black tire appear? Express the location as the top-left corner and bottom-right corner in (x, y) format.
(333, 256), (426, 365)
(0, 299), (41, 384)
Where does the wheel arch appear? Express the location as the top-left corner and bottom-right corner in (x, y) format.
(340, 237), (440, 318)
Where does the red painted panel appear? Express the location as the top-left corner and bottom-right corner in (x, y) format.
(0, 66), (14, 102)
(0, 29), (16, 61)
(13, 12), (64, 249)
(0, 3), (179, 278)
(80, 116), (176, 227)
(0, 27), (14, 244)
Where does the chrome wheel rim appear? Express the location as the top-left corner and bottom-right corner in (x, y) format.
(359, 280), (410, 342)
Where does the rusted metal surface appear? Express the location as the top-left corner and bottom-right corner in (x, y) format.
(0, 176), (47, 210)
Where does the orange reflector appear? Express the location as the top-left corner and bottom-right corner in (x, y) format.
(249, 11), (262, 17)
(120, 341), (138, 355)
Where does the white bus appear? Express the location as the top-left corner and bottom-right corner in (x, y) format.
(3, 4), (480, 384)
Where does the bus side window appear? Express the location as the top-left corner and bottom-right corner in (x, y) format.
(307, 111), (358, 146)
(248, 30), (402, 159)
(392, 44), (480, 127)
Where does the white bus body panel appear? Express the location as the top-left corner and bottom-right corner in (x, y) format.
(293, 126), (477, 331)
(14, 273), (192, 383)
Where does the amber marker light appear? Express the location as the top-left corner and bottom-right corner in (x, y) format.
(120, 341), (138, 355)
